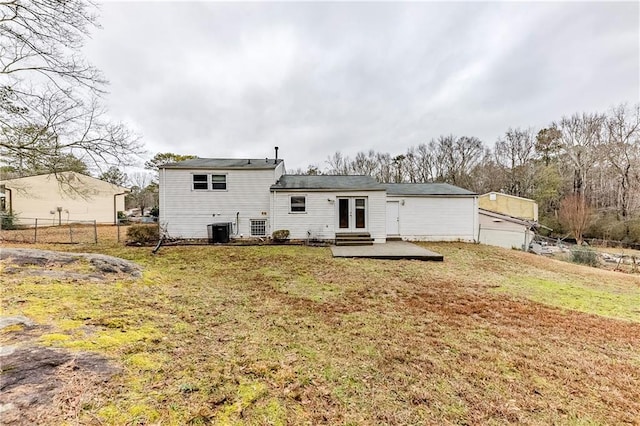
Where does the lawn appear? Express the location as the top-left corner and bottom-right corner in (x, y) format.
(1, 236), (639, 425)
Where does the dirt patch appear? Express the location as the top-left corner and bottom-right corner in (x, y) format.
(0, 248), (142, 282)
(0, 316), (120, 425)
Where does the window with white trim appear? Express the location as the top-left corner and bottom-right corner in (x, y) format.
(211, 174), (226, 190)
(192, 174), (208, 190)
(290, 195), (306, 213)
(250, 219), (267, 237)
(192, 174), (227, 190)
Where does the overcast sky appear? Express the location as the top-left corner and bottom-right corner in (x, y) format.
(85, 1), (639, 171)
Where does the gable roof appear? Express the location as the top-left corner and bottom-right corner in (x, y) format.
(271, 175), (384, 191)
(161, 158), (283, 170)
(382, 183), (476, 196)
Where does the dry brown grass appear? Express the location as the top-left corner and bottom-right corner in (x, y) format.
(0, 223), (126, 244)
(1, 239), (639, 425)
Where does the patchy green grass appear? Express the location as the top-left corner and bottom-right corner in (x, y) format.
(426, 242), (640, 322)
(495, 275), (640, 322)
(1, 240), (639, 425)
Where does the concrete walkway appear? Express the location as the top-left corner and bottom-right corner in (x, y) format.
(331, 241), (443, 261)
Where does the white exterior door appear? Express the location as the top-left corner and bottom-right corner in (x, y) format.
(386, 201), (400, 235)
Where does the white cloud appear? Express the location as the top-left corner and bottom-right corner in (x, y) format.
(84, 2), (640, 170)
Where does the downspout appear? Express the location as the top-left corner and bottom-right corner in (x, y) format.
(160, 167), (166, 224)
(473, 196), (479, 243)
(271, 189), (277, 234)
(113, 192), (128, 225)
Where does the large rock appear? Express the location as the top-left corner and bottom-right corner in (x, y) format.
(0, 248), (142, 281)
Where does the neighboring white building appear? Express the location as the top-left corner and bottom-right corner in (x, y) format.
(160, 157), (479, 243)
(478, 208), (536, 250)
(0, 172), (129, 225)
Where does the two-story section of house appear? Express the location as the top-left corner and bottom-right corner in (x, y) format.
(159, 158), (285, 239)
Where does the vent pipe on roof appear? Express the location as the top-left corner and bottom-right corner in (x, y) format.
(248, 159), (251, 164)
(275, 146), (279, 161)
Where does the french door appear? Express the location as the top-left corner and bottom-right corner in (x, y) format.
(338, 197), (367, 231)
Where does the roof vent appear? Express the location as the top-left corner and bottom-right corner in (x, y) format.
(248, 159), (251, 164)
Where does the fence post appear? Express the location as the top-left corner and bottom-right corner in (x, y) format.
(34, 218), (38, 243)
(94, 220), (98, 243)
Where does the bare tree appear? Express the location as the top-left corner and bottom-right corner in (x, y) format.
(411, 143), (435, 182)
(375, 152), (393, 183)
(559, 194), (592, 245)
(469, 148), (506, 194)
(554, 112), (605, 197)
(0, 0), (142, 177)
(430, 135), (483, 187)
(494, 127), (536, 198)
(325, 151), (350, 175)
(603, 104), (640, 237)
(351, 150), (379, 176)
(126, 172), (156, 215)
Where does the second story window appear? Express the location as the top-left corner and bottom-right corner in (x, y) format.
(193, 174), (208, 190)
(192, 174), (227, 191)
(211, 174), (227, 190)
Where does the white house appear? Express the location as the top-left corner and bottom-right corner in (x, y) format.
(0, 172), (129, 225)
(270, 175), (387, 243)
(159, 157), (478, 243)
(159, 158), (285, 238)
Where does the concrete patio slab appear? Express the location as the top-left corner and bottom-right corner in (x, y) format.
(331, 241), (444, 261)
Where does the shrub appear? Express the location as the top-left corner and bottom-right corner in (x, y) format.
(570, 246), (599, 267)
(126, 224), (159, 244)
(0, 212), (18, 230)
(272, 229), (290, 242)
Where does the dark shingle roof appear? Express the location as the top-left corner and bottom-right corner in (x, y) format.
(271, 175), (385, 191)
(161, 158), (283, 170)
(382, 183), (476, 196)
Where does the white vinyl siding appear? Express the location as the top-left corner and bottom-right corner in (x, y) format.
(387, 195), (477, 242)
(271, 190), (387, 243)
(161, 167), (279, 239)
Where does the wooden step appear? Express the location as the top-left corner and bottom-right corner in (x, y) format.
(335, 239), (374, 246)
(335, 232), (371, 238)
(335, 232), (373, 246)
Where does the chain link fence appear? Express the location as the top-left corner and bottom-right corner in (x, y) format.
(0, 218), (98, 244)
